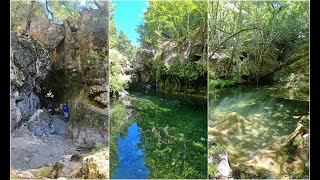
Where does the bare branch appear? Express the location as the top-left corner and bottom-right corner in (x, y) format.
(66, 19), (78, 32)
(214, 24), (232, 35)
(45, 0), (54, 21)
(24, 1), (35, 35)
(93, 0), (101, 9)
(210, 27), (263, 58)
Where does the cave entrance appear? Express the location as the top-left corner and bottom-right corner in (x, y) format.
(39, 78), (64, 111)
(39, 69), (69, 111)
(39, 65), (85, 112)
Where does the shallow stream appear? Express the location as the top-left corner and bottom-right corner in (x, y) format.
(209, 85), (309, 177)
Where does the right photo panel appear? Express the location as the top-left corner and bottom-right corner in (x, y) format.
(208, 1), (309, 179)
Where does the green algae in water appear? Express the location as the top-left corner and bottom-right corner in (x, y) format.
(110, 92), (207, 179)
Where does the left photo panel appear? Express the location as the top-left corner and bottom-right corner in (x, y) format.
(10, 1), (109, 179)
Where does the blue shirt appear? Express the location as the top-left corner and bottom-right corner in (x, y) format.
(63, 105), (69, 113)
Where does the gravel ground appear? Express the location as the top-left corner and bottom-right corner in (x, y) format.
(11, 115), (78, 171)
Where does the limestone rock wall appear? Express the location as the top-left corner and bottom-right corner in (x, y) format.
(11, 4), (109, 146)
(131, 25), (207, 94)
(47, 7), (109, 146)
(10, 32), (51, 129)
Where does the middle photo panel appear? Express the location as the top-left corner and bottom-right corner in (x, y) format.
(109, 0), (208, 179)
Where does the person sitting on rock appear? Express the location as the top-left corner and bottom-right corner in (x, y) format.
(59, 103), (64, 116)
(47, 102), (53, 115)
(63, 103), (69, 122)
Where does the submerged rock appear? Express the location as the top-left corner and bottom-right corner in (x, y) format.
(231, 164), (269, 179)
(208, 112), (246, 144)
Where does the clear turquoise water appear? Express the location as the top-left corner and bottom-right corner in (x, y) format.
(209, 85), (309, 160)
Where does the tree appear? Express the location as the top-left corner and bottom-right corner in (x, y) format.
(24, 1), (35, 35)
(208, 1), (309, 84)
(137, 0), (207, 46)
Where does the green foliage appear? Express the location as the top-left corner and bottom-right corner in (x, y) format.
(110, 94), (207, 179)
(10, 0), (108, 33)
(10, 1), (46, 31)
(208, 1), (309, 84)
(94, 141), (106, 150)
(292, 137), (304, 146)
(39, 166), (53, 178)
(164, 58), (206, 81)
(209, 143), (227, 155)
(113, 30), (137, 61)
(209, 73), (238, 89)
(109, 50), (126, 94)
(138, 0), (207, 46)
(208, 163), (218, 175)
(109, 2), (117, 48)
(48, 1), (81, 23)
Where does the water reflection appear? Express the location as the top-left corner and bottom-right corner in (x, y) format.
(110, 92), (207, 179)
(112, 122), (150, 179)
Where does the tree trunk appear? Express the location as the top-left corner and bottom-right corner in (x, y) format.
(103, 0), (109, 128)
(45, 0), (54, 21)
(93, 0), (101, 9)
(24, 1), (35, 35)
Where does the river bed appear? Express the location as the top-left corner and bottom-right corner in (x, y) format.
(209, 85), (309, 178)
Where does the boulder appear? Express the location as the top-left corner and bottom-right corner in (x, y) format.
(80, 149), (109, 179)
(52, 149), (109, 179)
(76, 128), (107, 146)
(28, 109), (54, 137)
(50, 116), (68, 135)
(132, 45), (156, 71)
(208, 143), (233, 179)
(52, 155), (82, 178)
(208, 112), (246, 144)
(30, 20), (66, 50)
(69, 98), (108, 147)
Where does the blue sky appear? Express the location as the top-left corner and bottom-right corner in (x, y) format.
(112, 0), (148, 47)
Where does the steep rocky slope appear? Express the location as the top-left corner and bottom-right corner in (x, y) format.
(131, 25), (207, 95)
(10, 3), (109, 179)
(10, 32), (51, 129)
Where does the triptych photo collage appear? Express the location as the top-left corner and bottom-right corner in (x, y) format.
(10, 0), (310, 179)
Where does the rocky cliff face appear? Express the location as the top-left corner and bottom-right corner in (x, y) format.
(47, 7), (109, 147)
(10, 32), (51, 129)
(131, 25), (207, 95)
(11, 5), (109, 147)
(210, 42), (309, 89)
